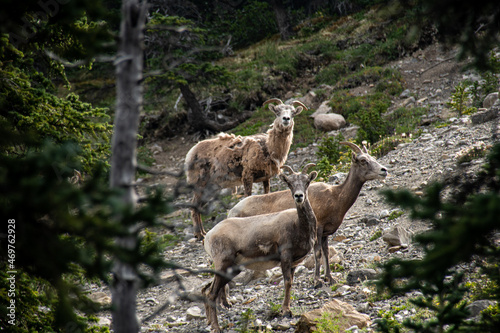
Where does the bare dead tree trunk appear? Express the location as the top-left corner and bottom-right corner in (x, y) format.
(270, 0), (294, 41)
(110, 0), (147, 332)
(179, 83), (207, 131)
(180, 83), (253, 132)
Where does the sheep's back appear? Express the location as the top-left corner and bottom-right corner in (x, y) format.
(228, 182), (332, 218)
(204, 210), (300, 270)
(185, 132), (278, 188)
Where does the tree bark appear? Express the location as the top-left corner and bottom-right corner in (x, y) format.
(180, 83), (253, 132)
(110, 0), (147, 332)
(270, 0), (294, 40)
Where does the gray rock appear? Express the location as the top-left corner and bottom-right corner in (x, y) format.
(399, 89), (411, 99)
(186, 306), (204, 320)
(401, 96), (416, 107)
(346, 269), (378, 285)
(340, 125), (360, 140)
(310, 100), (332, 117)
(471, 108), (499, 124)
(298, 91), (318, 109)
(382, 225), (412, 247)
(379, 210), (390, 219)
(466, 300), (497, 317)
(359, 215), (381, 226)
(482, 92), (499, 109)
(314, 113), (346, 131)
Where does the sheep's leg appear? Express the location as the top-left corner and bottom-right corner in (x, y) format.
(262, 179), (270, 194)
(191, 193), (205, 241)
(217, 284), (232, 309)
(203, 259), (234, 333)
(280, 253), (294, 318)
(313, 227), (324, 289)
(242, 173), (253, 196)
(321, 235), (335, 285)
(203, 277), (225, 333)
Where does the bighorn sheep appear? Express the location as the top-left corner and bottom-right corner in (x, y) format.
(228, 142), (388, 287)
(184, 98), (307, 240)
(202, 164), (318, 333)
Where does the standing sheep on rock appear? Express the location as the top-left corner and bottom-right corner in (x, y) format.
(184, 98), (307, 240)
(202, 164), (318, 333)
(228, 142), (388, 287)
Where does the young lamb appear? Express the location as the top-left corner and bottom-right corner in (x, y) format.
(202, 164), (318, 333)
(228, 142), (388, 287)
(184, 98), (307, 240)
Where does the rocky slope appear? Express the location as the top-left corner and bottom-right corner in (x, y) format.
(87, 43), (500, 332)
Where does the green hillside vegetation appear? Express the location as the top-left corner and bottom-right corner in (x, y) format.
(67, 4), (433, 152)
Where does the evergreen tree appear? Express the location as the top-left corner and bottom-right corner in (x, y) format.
(0, 1), (173, 331)
(0, 131), (172, 331)
(376, 143), (500, 332)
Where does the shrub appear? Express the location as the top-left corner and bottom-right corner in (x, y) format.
(315, 134), (348, 179)
(352, 99), (391, 144)
(447, 82), (477, 116)
(376, 143), (500, 332)
(314, 312), (346, 333)
(315, 62), (347, 86)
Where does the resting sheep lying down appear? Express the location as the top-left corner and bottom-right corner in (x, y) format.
(184, 98), (307, 240)
(202, 164), (318, 333)
(228, 142), (388, 287)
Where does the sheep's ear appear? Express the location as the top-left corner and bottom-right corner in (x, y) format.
(268, 104), (280, 116)
(292, 106), (303, 117)
(279, 173), (290, 185)
(351, 152), (357, 163)
(309, 171), (318, 182)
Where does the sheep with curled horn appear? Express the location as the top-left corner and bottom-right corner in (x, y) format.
(184, 98), (307, 240)
(228, 141), (388, 288)
(202, 164), (317, 332)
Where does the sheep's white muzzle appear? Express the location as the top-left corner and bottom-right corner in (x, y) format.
(294, 192), (305, 204)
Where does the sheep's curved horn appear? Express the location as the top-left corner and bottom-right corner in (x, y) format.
(263, 98), (283, 107)
(301, 163), (316, 174)
(280, 165), (295, 174)
(340, 141), (362, 154)
(292, 100), (308, 111)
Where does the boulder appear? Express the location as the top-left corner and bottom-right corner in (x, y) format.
(297, 91), (319, 109)
(310, 101), (332, 118)
(88, 292), (112, 307)
(482, 92), (499, 109)
(382, 225), (412, 247)
(466, 300), (498, 318)
(302, 246), (341, 269)
(346, 269), (378, 285)
(314, 113), (346, 131)
(471, 107), (499, 125)
(359, 215), (381, 227)
(186, 306), (204, 320)
(339, 125), (359, 140)
(295, 299), (371, 332)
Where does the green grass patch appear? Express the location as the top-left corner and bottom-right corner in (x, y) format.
(370, 230), (383, 241)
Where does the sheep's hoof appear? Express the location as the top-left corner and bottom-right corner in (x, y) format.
(325, 276), (336, 285)
(313, 280), (323, 289)
(194, 233), (205, 241)
(218, 298), (232, 309)
(210, 325), (222, 333)
(282, 310), (293, 318)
